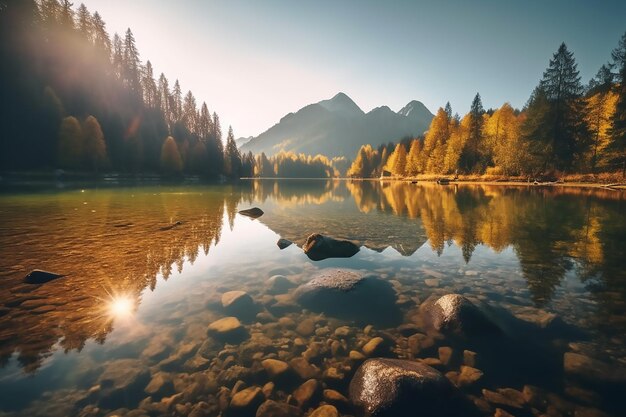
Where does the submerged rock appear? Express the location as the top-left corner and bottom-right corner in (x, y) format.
(422, 294), (501, 337)
(97, 359), (151, 409)
(302, 233), (359, 261)
(159, 221), (183, 231)
(266, 275), (297, 295)
(222, 291), (257, 320)
(228, 386), (265, 417)
(239, 207), (264, 219)
(255, 400), (301, 417)
(349, 358), (470, 417)
(23, 269), (65, 284)
(294, 269), (400, 326)
(208, 317), (248, 343)
(563, 352), (626, 385)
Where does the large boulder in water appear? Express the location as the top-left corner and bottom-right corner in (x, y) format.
(294, 269), (400, 326)
(302, 233), (359, 261)
(349, 358), (471, 417)
(421, 294), (502, 338)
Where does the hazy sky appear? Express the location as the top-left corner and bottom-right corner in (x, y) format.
(81, 0), (626, 138)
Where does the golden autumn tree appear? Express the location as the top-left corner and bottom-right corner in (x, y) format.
(83, 115), (107, 172)
(384, 143), (408, 176)
(585, 90), (618, 171)
(444, 115), (469, 173)
(405, 139), (423, 176)
(421, 107), (451, 173)
(57, 116), (84, 169)
(484, 103), (526, 175)
(160, 136), (183, 174)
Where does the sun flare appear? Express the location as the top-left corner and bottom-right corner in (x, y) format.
(108, 296), (134, 318)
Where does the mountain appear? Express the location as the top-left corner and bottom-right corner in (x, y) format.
(236, 136), (253, 148)
(240, 93), (434, 158)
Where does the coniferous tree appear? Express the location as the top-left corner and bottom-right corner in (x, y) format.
(536, 43), (588, 171)
(171, 79), (182, 122)
(123, 28), (142, 96)
(607, 31), (626, 176)
(459, 93), (485, 173)
(91, 12), (110, 57)
(224, 126), (242, 178)
(142, 61), (157, 108)
(76, 3), (92, 41)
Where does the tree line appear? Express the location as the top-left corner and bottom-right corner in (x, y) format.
(0, 0), (250, 177)
(252, 151), (348, 178)
(348, 36), (626, 179)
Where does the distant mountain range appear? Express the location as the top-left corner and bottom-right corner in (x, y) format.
(239, 92), (434, 158)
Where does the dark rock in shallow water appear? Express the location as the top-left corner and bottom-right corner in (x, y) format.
(97, 359), (151, 409)
(422, 294), (502, 337)
(276, 238), (292, 250)
(222, 291), (258, 321)
(294, 269), (401, 327)
(266, 275), (297, 295)
(159, 221), (183, 231)
(349, 358), (473, 417)
(23, 269), (65, 284)
(255, 400), (302, 417)
(302, 233), (359, 261)
(239, 207), (264, 218)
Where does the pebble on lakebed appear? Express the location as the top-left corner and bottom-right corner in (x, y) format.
(58, 267), (620, 417)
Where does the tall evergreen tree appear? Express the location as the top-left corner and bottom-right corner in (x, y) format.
(91, 12), (110, 57)
(608, 31), (626, 176)
(459, 93), (485, 172)
(122, 28), (142, 96)
(537, 43), (588, 170)
(76, 3), (92, 41)
(142, 60), (157, 108)
(224, 126), (241, 178)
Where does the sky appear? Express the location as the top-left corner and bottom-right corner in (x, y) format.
(81, 0), (626, 138)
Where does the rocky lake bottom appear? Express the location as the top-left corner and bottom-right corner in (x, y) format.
(0, 180), (624, 417)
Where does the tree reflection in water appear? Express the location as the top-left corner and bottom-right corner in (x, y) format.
(0, 181), (624, 373)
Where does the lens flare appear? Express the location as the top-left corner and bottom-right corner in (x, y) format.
(108, 296), (134, 318)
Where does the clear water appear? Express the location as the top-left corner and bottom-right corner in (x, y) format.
(0, 180), (624, 416)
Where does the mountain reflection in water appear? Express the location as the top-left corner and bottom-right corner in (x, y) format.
(0, 180), (624, 377)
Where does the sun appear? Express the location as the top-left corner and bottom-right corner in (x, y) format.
(108, 296), (134, 318)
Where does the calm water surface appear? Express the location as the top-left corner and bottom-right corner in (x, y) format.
(0, 180), (624, 416)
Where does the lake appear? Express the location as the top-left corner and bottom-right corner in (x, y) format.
(0, 180), (624, 417)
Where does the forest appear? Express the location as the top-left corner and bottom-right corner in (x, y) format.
(0, 0), (255, 178)
(348, 38), (626, 180)
(1, 2), (625, 181)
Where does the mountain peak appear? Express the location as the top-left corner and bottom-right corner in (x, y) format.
(318, 92), (364, 116)
(398, 100), (431, 118)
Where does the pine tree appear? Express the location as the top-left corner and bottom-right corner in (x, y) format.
(142, 61), (157, 108)
(112, 33), (123, 79)
(91, 12), (111, 57)
(123, 28), (142, 96)
(607, 31), (626, 176)
(182, 91), (197, 133)
(459, 93), (485, 172)
(171, 80), (182, 122)
(158, 73), (171, 124)
(76, 3), (92, 41)
(224, 126), (242, 178)
(537, 43), (588, 170)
